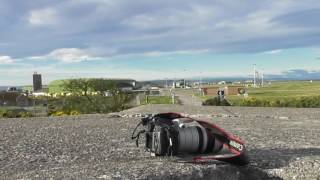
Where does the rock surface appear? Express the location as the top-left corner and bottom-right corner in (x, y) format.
(1, 105), (320, 179)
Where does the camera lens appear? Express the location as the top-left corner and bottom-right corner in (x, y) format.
(178, 126), (221, 154)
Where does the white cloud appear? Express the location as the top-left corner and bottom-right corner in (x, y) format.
(262, 49), (283, 54)
(3, 0), (320, 59)
(31, 48), (100, 63)
(48, 48), (90, 62)
(28, 8), (58, 26)
(30, 48), (208, 62)
(141, 49), (209, 57)
(0, 55), (15, 64)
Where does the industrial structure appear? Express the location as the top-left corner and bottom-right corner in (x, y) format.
(33, 72), (42, 92)
(172, 79), (185, 88)
(253, 64), (264, 87)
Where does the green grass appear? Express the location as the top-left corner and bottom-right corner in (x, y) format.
(198, 81), (320, 107)
(141, 96), (176, 105)
(247, 81), (320, 97)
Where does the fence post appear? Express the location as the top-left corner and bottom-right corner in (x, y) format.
(171, 93), (175, 104)
(136, 94), (140, 106)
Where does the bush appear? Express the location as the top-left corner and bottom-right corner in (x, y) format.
(69, 110), (80, 115)
(203, 97), (220, 106)
(52, 111), (68, 116)
(0, 109), (5, 117)
(234, 95), (320, 108)
(47, 94), (126, 116)
(0, 108), (33, 118)
(19, 111), (33, 118)
(61, 96), (106, 114)
(47, 103), (58, 116)
(203, 97), (231, 106)
(2, 110), (17, 118)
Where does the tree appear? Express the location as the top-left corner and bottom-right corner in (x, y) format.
(89, 78), (115, 95)
(63, 79), (91, 95)
(61, 78), (133, 113)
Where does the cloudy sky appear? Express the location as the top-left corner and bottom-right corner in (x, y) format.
(1, 0), (320, 85)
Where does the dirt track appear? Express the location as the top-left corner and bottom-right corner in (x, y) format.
(1, 105), (320, 179)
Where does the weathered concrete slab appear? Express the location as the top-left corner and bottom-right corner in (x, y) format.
(1, 105), (320, 179)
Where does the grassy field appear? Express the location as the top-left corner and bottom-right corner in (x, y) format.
(246, 81), (320, 98)
(141, 96), (178, 105)
(200, 81), (320, 106)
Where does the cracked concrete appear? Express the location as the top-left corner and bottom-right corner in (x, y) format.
(1, 105), (320, 179)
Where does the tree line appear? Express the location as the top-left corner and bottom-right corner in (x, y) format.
(48, 78), (134, 115)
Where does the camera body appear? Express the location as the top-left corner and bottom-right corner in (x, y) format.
(133, 112), (249, 165)
(144, 116), (179, 155)
(143, 114), (223, 156)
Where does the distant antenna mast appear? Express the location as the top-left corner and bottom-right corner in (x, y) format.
(253, 64), (256, 87)
(165, 78), (168, 88)
(199, 72), (202, 89)
(261, 70), (264, 87)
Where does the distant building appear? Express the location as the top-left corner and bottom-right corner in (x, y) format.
(7, 87), (18, 92)
(201, 86), (247, 96)
(201, 86), (220, 96)
(113, 79), (137, 91)
(33, 72), (42, 92)
(117, 81), (135, 91)
(148, 90), (161, 96)
(172, 80), (185, 88)
(225, 86), (247, 95)
(233, 81), (242, 85)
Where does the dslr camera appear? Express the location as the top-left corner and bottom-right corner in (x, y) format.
(132, 113), (248, 165)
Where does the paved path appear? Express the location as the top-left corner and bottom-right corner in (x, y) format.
(172, 89), (203, 106)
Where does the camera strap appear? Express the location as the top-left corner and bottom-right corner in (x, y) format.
(191, 118), (249, 165)
(164, 127), (174, 156)
(192, 151), (248, 166)
(131, 121), (145, 147)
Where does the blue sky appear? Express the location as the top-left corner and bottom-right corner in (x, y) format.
(1, 0), (320, 85)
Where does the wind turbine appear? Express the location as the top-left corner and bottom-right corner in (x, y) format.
(253, 64), (256, 87)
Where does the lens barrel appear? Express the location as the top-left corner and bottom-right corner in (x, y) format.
(178, 126), (221, 154)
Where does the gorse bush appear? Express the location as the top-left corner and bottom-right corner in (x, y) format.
(232, 96), (320, 108)
(202, 97), (231, 106)
(202, 95), (320, 108)
(2, 110), (17, 118)
(19, 111), (33, 118)
(69, 110), (80, 115)
(0, 108), (33, 118)
(62, 95), (111, 114)
(51, 111), (68, 116)
(48, 106), (80, 117)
